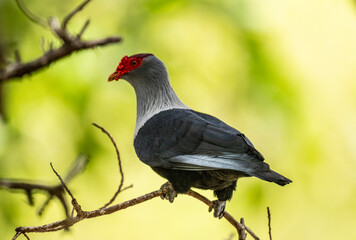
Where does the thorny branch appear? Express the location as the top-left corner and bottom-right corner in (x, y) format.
(0, 154), (88, 218)
(0, 0), (121, 82)
(9, 124), (260, 240)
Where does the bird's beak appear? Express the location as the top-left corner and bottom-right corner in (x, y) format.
(108, 71), (119, 82)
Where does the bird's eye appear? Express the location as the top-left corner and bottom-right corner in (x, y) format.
(131, 60), (137, 66)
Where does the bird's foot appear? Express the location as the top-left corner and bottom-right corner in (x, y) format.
(208, 200), (226, 219)
(159, 181), (177, 203)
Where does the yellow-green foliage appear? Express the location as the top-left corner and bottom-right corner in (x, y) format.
(1, 0), (356, 239)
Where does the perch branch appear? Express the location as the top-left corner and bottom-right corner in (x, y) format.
(10, 125), (259, 240)
(238, 218), (247, 240)
(0, 0), (121, 82)
(13, 188), (259, 240)
(185, 190), (259, 240)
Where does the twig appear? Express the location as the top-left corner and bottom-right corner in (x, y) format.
(245, 225), (260, 240)
(0, 0), (122, 82)
(92, 123), (127, 208)
(22, 233), (30, 240)
(185, 190), (259, 239)
(38, 194), (53, 216)
(238, 218), (247, 240)
(14, 0), (47, 27)
(11, 232), (21, 240)
(0, 36), (121, 82)
(0, 154), (88, 218)
(268, 207), (272, 240)
(77, 19), (90, 39)
(50, 163), (83, 216)
(0, 179), (68, 216)
(62, 0), (92, 30)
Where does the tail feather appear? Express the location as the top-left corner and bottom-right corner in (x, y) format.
(253, 169), (292, 186)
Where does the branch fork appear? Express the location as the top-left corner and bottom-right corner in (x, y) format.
(0, 0), (121, 82)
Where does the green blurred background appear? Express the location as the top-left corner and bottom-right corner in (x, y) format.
(1, 0), (356, 239)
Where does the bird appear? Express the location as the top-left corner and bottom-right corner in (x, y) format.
(108, 53), (292, 218)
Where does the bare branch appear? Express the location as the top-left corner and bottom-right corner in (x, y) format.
(62, 0), (92, 30)
(37, 194), (53, 216)
(0, 0), (122, 82)
(92, 123), (126, 208)
(50, 162), (84, 216)
(185, 190), (260, 239)
(12, 189), (162, 238)
(245, 225), (260, 240)
(238, 218), (247, 240)
(23, 233), (30, 240)
(268, 207), (272, 240)
(0, 154), (88, 218)
(0, 179), (67, 216)
(48, 17), (72, 43)
(0, 36), (121, 82)
(12, 188), (259, 240)
(11, 232), (22, 240)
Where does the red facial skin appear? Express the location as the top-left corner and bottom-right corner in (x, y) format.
(108, 54), (152, 81)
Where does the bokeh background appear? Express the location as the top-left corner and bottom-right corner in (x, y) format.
(1, 0), (356, 239)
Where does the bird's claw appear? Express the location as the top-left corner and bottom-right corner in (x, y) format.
(160, 182), (177, 203)
(209, 200), (226, 219)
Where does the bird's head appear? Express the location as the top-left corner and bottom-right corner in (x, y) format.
(108, 53), (158, 82)
(108, 53), (186, 131)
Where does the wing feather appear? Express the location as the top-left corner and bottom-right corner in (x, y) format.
(134, 109), (265, 174)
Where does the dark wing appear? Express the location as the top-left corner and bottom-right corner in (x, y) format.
(193, 111), (264, 160)
(134, 109), (266, 175)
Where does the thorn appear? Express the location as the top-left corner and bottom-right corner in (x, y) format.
(77, 19), (90, 39)
(25, 189), (34, 206)
(14, 50), (21, 63)
(40, 37), (45, 53)
(49, 41), (53, 52)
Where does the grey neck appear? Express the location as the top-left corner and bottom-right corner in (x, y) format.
(131, 72), (189, 137)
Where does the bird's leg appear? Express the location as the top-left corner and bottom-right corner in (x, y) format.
(210, 181), (236, 219)
(209, 200), (226, 219)
(159, 181), (177, 203)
